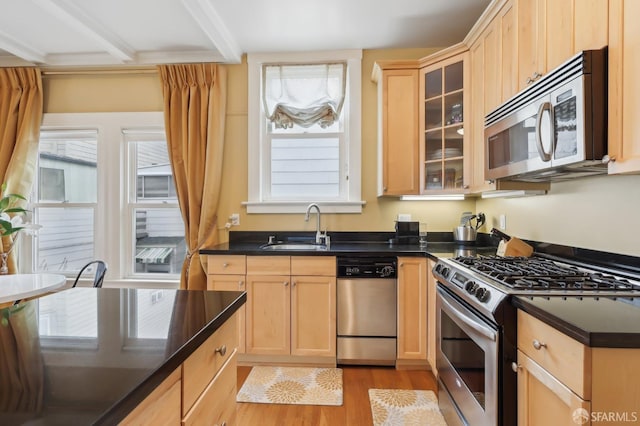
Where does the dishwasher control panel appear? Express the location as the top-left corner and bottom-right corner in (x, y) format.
(337, 257), (397, 278)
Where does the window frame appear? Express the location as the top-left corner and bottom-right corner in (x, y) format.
(246, 50), (364, 214)
(22, 112), (180, 287)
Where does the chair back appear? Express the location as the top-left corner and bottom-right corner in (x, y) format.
(72, 260), (108, 288)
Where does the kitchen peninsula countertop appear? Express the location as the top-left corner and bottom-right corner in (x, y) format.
(0, 287), (245, 425)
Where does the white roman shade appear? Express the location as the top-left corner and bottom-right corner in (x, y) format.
(262, 62), (347, 129)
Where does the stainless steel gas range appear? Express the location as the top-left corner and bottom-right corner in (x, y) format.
(432, 254), (640, 426)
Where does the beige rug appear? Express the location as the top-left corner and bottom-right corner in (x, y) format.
(237, 366), (343, 406)
(369, 389), (448, 425)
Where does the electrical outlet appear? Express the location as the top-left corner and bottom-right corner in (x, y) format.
(230, 213), (240, 226)
(499, 214), (506, 230)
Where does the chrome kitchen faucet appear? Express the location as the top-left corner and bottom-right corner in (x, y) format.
(304, 203), (326, 244)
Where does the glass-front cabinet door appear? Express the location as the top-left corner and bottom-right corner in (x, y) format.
(420, 52), (470, 193)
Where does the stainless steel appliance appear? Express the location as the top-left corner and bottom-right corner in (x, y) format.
(432, 254), (640, 426)
(337, 256), (397, 366)
(485, 47), (607, 182)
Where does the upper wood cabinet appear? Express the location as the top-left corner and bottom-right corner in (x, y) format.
(608, 0), (640, 174)
(372, 64), (420, 196)
(419, 49), (470, 193)
(517, 0), (608, 91)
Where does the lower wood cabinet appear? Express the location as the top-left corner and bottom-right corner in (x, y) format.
(245, 256), (337, 358)
(120, 311), (239, 426)
(396, 257), (428, 365)
(426, 259), (437, 376)
(516, 310), (640, 426)
(120, 368), (182, 426)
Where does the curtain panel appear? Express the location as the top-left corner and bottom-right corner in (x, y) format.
(262, 62), (346, 129)
(157, 63), (227, 290)
(0, 68), (43, 272)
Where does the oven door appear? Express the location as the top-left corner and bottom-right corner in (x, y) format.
(436, 284), (499, 426)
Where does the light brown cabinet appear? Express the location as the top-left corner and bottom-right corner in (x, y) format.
(120, 312), (239, 426)
(207, 255), (246, 353)
(608, 0), (640, 174)
(517, 0), (608, 91)
(245, 256), (336, 358)
(396, 257), (428, 365)
(516, 310), (640, 426)
(426, 259), (437, 376)
(419, 51), (470, 193)
(372, 64), (420, 196)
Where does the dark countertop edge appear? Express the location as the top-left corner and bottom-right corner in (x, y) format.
(95, 291), (247, 426)
(511, 296), (640, 349)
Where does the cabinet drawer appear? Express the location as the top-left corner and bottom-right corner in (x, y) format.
(247, 256), (290, 275)
(120, 368), (181, 426)
(207, 275), (245, 291)
(182, 312), (238, 415)
(517, 310), (591, 399)
(207, 255), (246, 275)
(182, 353), (237, 426)
(291, 256), (336, 276)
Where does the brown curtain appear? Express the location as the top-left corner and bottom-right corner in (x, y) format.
(157, 64), (227, 290)
(0, 67), (43, 273)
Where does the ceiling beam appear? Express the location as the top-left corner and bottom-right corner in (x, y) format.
(181, 0), (243, 63)
(34, 0), (135, 63)
(0, 30), (45, 64)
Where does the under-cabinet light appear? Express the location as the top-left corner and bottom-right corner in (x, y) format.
(480, 190), (547, 199)
(400, 194), (466, 201)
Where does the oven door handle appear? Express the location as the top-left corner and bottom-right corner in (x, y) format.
(438, 287), (497, 342)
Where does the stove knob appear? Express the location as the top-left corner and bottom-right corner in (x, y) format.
(464, 280), (478, 294)
(475, 287), (491, 303)
(434, 264), (442, 274)
(441, 267), (450, 276)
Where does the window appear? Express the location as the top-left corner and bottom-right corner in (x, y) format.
(246, 50), (364, 213)
(27, 112), (182, 283)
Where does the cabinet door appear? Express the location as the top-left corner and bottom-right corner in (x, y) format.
(207, 275), (246, 354)
(517, 350), (591, 426)
(517, 0), (544, 90)
(499, 0), (518, 103)
(291, 275), (336, 357)
(482, 19), (501, 115)
(608, 0), (640, 174)
(426, 259), (438, 375)
(245, 275), (290, 355)
(378, 69), (420, 196)
(420, 53), (469, 193)
(397, 257), (427, 361)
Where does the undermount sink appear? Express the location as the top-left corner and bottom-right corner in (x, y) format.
(260, 243), (328, 251)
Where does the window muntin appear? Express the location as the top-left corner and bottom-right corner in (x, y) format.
(246, 50), (363, 214)
(34, 131), (98, 273)
(127, 136), (184, 278)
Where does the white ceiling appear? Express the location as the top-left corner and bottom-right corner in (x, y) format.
(0, 0), (491, 67)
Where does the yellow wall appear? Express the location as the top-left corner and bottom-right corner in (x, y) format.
(42, 55), (640, 256)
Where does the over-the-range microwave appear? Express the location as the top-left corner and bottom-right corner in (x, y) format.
(484, 47), (607, 182)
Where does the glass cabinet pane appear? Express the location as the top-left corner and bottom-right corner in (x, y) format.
(425, 98), (443, 130)
(425, 165), (443, 190)
(444, 126), (464, 157)
(444, 92), (464, 126)
(444, 61), (463, 93)
(425, 130), (443, 161)
(425, 68), (442, 99)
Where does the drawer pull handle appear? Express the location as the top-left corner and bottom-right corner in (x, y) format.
(511, 362), (520, 373)
(215, 345), (227, 356)
(239, 280), (244, 287)
(532, 340), (546, 350)
(222, 263), (229, 268)
(284, 281), (289, 286)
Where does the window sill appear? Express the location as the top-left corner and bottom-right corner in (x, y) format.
(242, 200), (366, 214)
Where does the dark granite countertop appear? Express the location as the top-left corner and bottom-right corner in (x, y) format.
(512, 295), (640, 348)
(0, 287), (245, 425)
(199, 231), (498, 260)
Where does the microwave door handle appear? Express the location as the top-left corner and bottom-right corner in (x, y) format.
(535, 101), (553, 162)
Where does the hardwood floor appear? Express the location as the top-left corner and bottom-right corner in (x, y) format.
(236, 366), (438, 425)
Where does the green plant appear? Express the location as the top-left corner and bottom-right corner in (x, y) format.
(0, 182), (28, 237)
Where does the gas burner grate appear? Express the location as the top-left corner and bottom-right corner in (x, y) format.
(452, 255), (639, 292)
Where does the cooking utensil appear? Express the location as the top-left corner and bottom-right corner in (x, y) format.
(453, 225), (477, 244)
(473, 213), (486, 230)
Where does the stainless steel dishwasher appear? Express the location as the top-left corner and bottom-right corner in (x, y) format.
(336, 256), (397, 366)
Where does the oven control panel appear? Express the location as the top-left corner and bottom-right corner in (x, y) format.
(434, 260), (503, 307)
